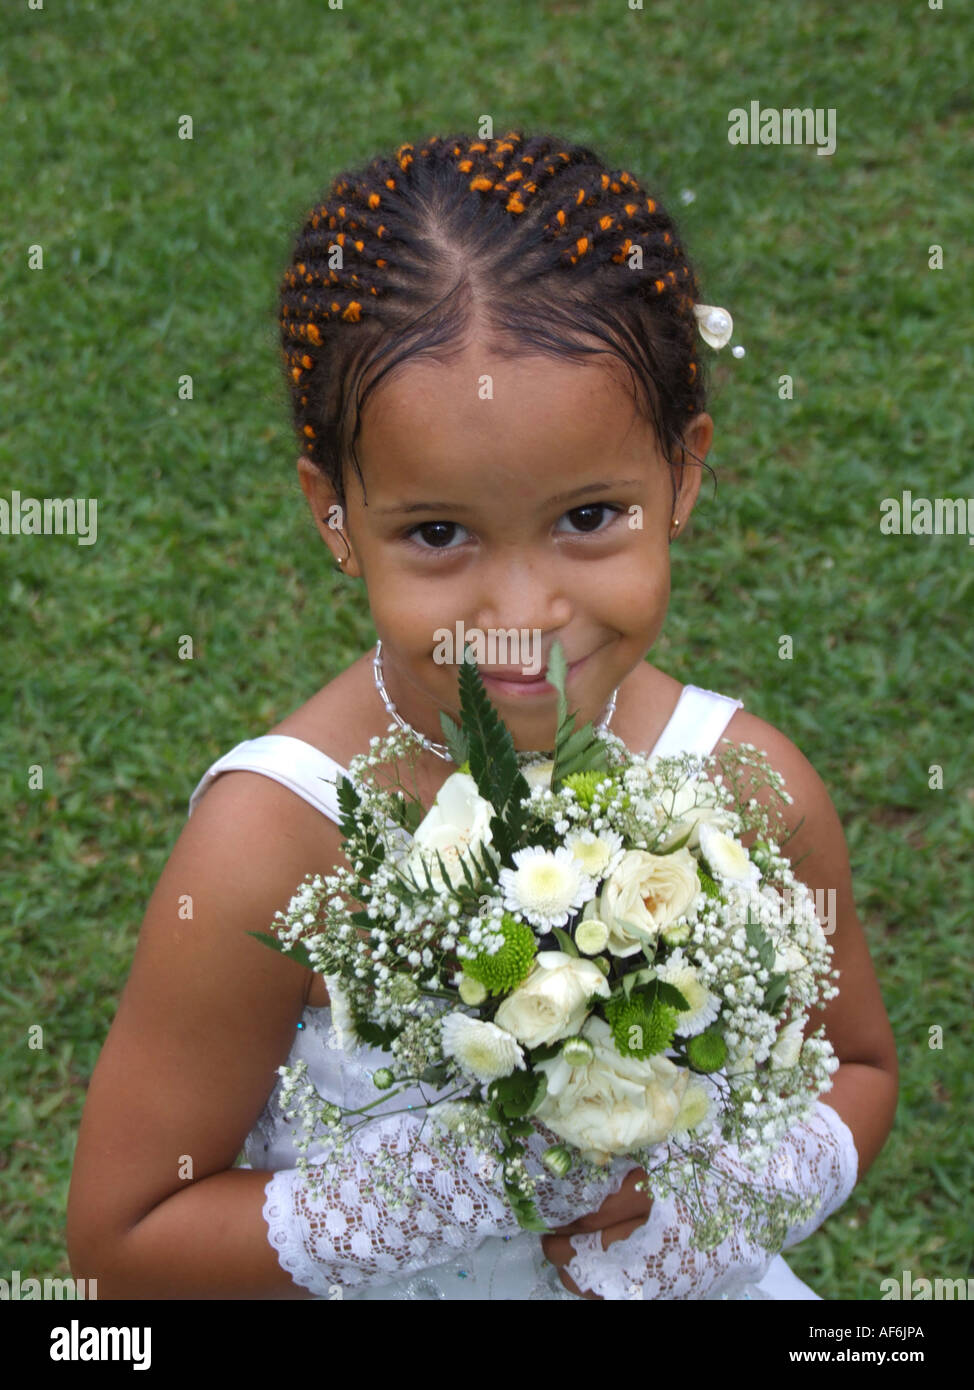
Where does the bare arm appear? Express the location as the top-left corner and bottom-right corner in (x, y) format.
(728, 711), (900, 1175)
(67, 772), (344, 1299)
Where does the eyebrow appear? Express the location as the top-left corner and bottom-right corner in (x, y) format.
(378, 480), (644, 515)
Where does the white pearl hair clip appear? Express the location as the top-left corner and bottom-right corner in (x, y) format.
(694, 303), (746, 358)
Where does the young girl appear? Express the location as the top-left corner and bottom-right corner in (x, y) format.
(67, 129), (898, 1300)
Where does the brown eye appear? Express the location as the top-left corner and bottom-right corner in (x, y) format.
(408, 521), (467, 549)
(557, 504), (620, 534)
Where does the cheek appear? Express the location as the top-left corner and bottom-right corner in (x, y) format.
(604, 550), (671, 623)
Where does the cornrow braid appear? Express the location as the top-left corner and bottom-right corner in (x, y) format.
(278, 129), (711, 510)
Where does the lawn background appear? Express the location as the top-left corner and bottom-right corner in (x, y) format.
(1, 0), (972, 1300)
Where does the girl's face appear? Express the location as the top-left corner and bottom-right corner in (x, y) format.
(299, 338), (712, 752)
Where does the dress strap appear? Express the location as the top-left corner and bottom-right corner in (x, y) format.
(188, 685), (743, 825)
(648, 684), (744, 760)
(187, 735), (350, 824)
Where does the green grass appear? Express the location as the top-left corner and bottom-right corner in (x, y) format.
(2, 0), (972, 1300)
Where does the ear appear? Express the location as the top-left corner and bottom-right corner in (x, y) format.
(669, 413), (712, 534)
(296, 456), (361, 577)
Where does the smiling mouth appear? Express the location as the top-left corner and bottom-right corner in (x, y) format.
(477, 654), (591, 689)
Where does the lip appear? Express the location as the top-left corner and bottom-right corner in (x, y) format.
(479, 652), (592, 698)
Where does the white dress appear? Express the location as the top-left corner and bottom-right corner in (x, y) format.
(189, 684), (853, 1300)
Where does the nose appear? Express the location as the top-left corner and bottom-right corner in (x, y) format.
(471, 550), (573, 641)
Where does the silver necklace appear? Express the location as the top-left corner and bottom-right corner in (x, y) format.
(371, 639), (619, 763)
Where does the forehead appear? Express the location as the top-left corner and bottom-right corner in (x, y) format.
(355, 343), (664, 499)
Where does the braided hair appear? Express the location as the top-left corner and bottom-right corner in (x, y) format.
(278, 129), (711, 513)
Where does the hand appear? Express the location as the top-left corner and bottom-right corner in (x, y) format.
(540, 1166), (654, 1299)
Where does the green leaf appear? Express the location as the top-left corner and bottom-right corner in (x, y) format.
(745, 921), (776, 972)
(433, 847), (461, 897)
(354, 1018), (401, 1049)
(247, 930), (316, 972)
(455, 845), (478, 893)
(438, 710), (469, 766)
(763, 972), (789, 1014)
(656, 980), (691, 1012)
(336, 775), (361, 840)
(546, 641), (570, 730)
(551, 926), (579, 957)
(453, 645), (532, 859)
(488, 1068), (548, 1118)
(420, 1062), (451, 1086)
(506, 1117), (535, 1138)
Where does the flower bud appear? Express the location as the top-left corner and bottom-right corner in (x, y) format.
(389, 974), (420, 1004)
(458, 974), (488, 1006)
(541, 1144), (573, 1178)
(575, 918), (609, 954)
(661, 919), (691, 946)
(560, 1035), (595, 1066)
(372, 1067), (395, 1090)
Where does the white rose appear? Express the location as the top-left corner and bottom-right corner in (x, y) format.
(653, 774), (735, 851)
(493, 951), (610, 1049)
(597, 849), (700, 957)
(403, 771), (495, 889)
(534, 1015), (690, 1162)
(697, 822), (761, 888)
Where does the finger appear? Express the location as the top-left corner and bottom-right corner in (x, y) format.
(548, 1189), (653, 1237)
(542, 1209), (653, 1268)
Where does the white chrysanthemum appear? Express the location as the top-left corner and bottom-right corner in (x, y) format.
(440, 1012), (526, 1083)
(654, 948), (722, 1037)
(564, 828), (623, 879)
(698, 821), (761, 888)
(499, 845), (597, 929)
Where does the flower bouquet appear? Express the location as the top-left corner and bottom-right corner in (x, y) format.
(253, 642), (840, 1251)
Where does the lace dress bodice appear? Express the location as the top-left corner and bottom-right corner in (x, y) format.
(188, 683), (844, 1300)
